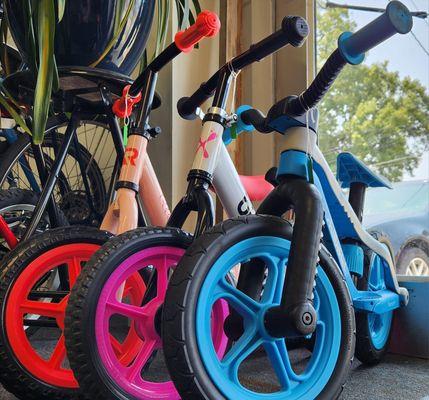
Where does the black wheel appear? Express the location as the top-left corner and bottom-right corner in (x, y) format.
(0, 120), (116, 226)
(65, 227), (196, 400)
(355, 231), (395, 365)
(163, 215), (355, 400)
(0, 226), (112, 400)
(397, 245), (429, 276)
(0, 188), (68, 259)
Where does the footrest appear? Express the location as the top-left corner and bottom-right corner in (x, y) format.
(353, 289), (400, 314)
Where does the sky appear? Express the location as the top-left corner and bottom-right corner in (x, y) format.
(319, 0), (429, 180)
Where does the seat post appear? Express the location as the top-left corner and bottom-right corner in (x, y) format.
(349, 181), (367, 222)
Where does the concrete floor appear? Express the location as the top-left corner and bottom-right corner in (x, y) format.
(0, 351), (427, 399)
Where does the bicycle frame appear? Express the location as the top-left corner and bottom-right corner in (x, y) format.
(21, 108), (129, 241)
(169, 74), (255, 236)
(269, 125), (409, 310)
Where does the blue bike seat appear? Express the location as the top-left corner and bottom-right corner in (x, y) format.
(336, 152), (392, 189)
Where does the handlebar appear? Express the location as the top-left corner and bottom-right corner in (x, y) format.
(177, 15), (309, 120)
(175, 10), (220, 52)
(241, 1), (413, 134)
(112, 10), (220, 119)
(274, 1), (412, 118)
(338, 1), (412, 65)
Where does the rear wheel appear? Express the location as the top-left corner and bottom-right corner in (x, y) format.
(0, 120), (115, 226)
(163, 215), (355, 400)
(355, 232), (394, 365)
(0, 188), (68, 259)
(0, 226), (140, 400)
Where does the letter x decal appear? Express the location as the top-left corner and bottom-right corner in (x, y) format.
(196, 131), (217, 159)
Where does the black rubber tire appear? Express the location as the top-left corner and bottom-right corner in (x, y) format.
(65, 227), (193, 400)
(396, 246), (429, 275)
(162, 215), (356, 400)
(0, 132), (107, 226)
(355, 231), (394, 365)
(0, 188), (68, 259)
(0, 226), (112, 400)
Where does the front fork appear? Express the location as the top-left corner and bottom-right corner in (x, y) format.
(168, 118), (225, 236)
(236, 150), (323, 338)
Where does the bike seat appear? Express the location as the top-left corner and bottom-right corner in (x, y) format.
(2, 67), (161, 114)
(336, 152), (392, 189)
(239, 175), (274, 202)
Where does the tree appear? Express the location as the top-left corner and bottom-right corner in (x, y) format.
(317, 8), (429, 181)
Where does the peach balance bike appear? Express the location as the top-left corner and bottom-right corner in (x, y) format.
(0, 12), (221, 400)
(63, 17), (308, 400)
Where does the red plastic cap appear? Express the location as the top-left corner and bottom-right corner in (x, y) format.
(112, 85), (142, 118)
(175, 10), (221, 53)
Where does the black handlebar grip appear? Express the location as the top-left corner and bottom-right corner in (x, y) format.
(241, 109), (272, 133)
(177, 82), (213, 120)
(281, 16), (309, 47)
(247, 16), (309, 64)
(339, 1), (412, 65)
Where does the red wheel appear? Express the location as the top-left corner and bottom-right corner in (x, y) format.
(0, 226), (145, 400)
(6, 243), (97, 388)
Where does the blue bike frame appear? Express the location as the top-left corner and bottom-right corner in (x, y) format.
(276, 131), (409, 314)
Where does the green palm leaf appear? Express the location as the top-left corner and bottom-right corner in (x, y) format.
(32, 0), (56, 144)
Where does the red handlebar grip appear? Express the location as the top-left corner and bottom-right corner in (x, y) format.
(175, 10), (221, 53)
(112, 85), (142, 118)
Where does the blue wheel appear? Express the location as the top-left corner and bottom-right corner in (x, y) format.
(163, 215), (355, 400)
(356, 231), (394, 364)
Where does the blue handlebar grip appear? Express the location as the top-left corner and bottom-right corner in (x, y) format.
(338, 1), (412, 65)
(223, 105), (254, 145)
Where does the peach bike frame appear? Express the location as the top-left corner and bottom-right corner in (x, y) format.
(100, 134), (169, 235)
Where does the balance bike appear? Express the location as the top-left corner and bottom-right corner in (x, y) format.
(162, 3), (413, 399)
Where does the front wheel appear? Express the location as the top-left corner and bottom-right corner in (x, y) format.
(163, 215), (355, 400)
(65, 227), (229, 400)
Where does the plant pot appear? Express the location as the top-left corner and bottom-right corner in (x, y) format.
(4, 0), (155, 76)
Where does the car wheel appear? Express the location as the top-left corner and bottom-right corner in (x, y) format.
(397, 246), (429, 276)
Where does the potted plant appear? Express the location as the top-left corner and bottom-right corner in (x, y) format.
(0, 0), (202, 143)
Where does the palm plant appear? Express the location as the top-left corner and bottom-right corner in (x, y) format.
(0, 0), (201, 144)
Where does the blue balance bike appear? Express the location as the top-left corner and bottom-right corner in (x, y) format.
(162, 2), (413, 399)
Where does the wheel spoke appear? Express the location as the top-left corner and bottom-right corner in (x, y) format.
(215, 279), (261, 317)
(110, 335), (123, 357)
(67, 257), (82, 287)
(106, 300), (149, 320)
(264, 339), (297, 389)
(313, 289), (320, 314)
(156, 256), (169, 300)
(20, 300), (62, 318)
(261, 256), (287, 305)
(48, 335), (66, 370)
(302, 321), (325, 379)
(221, 330), (262, 384)
(126, 340), (157, 382)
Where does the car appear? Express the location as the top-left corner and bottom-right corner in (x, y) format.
(363, 180), (429, 276)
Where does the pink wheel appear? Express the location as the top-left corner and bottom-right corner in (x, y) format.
(66, 228), (229, 400)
